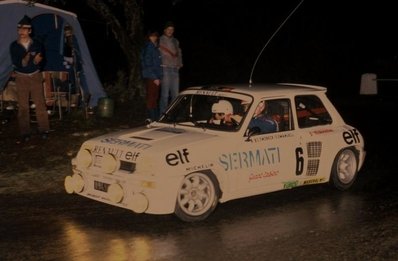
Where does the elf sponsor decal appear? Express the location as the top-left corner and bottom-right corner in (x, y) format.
(249, 170), (279, 182)
(283, 180), (298, 189)
(125, 151), (140, 161)
(166, 148), (190, 166)
(92, 145), (140, 161)
(343, 129), (360, 145)
(100, 137), (151, 149)
(219, 147), (280, 171)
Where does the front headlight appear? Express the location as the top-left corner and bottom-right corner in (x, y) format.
(108, 183), (124, 203)
(102, 153), (120, 174)
(64, 173), (85, 193)
(76, 148), (92, 168)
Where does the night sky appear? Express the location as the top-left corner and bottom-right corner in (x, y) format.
(73, 0), (398, 97)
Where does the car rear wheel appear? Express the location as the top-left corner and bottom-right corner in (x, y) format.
(175, 172), (220, 222)
(330, 148), (358, 190)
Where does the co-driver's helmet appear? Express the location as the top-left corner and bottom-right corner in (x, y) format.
(212, 100), (233, 115)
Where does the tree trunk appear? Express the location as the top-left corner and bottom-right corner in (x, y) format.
(85, 0), (144, 98)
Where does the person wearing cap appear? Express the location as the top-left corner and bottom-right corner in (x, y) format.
(10, 15), (50, 143)
(140, 30), (162, 121)
(159, 21), (183, 116)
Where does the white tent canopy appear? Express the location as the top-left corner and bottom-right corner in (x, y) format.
(0, 0), (106, 107)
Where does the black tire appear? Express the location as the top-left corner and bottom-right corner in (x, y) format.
(174, 172), (220, 222)
(330, 148), (358, 191)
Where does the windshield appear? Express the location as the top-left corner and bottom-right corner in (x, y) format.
(159, 93), (253, 131)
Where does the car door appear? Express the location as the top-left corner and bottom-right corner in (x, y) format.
(230, 98), (299, 197)
(291, 94), (335, 185)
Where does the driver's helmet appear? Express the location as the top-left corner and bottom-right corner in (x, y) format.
(212, 100), (233, 115)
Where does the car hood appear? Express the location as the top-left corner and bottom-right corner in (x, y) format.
(85, 125), (217, 153)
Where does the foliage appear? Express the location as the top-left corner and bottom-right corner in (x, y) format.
(103, 70), (144, 104)
(84, 0), (145, 98)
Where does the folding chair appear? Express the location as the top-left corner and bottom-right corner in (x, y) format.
(0, 79), (18, 112)
(42, 71), (70, 120)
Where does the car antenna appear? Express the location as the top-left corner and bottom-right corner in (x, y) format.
(249, 0), (305, 87)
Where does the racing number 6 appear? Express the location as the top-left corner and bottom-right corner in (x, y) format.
(295, 147), (304, 175)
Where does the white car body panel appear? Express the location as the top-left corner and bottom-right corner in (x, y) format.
(65, 83), (366, 219)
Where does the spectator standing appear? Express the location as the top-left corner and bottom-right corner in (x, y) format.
(159, 21), (183, 115)
(10, 15), (49, 143)
(140, 30), (162, 121)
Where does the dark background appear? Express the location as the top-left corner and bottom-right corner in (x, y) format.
(67, 0), (398, 98)
(1, 3), (396, 258)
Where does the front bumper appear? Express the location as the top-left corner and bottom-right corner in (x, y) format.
(65, 168), (184, 215)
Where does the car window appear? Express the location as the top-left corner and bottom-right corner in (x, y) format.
(159, 94), (252, 131)
(267, 99), (293, 132)
(246, 98), (292, 136)
(295, 95), (332, 128)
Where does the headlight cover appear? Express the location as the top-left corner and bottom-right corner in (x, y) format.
(76, 148), (92, 169)
(102, 153), (120, 174)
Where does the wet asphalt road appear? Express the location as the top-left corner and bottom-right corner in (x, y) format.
(0, 96), (397, 261)
(0, 173), (396, 261)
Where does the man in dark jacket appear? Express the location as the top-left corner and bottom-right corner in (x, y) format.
(10, 15), (49, 143)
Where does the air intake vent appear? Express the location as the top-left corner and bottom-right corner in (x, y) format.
(120, 161), (136, 173)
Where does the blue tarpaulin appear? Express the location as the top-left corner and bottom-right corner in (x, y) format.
(0, 0), (106, 107)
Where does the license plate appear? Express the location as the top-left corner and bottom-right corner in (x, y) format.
(94, 180), (109, 192)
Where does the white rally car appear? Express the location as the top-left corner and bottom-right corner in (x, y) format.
(65, 83), (366, 222)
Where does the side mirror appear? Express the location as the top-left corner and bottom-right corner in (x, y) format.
(145, 118), (152, 127)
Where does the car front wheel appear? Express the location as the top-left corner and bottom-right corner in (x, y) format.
(330, 148), (358, 190)
(175, 172), (220, 222)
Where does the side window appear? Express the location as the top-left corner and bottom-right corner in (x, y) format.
(266, 99), (292, 132)
(295, 95), (332, 128)
(247, 98), (292, 136)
